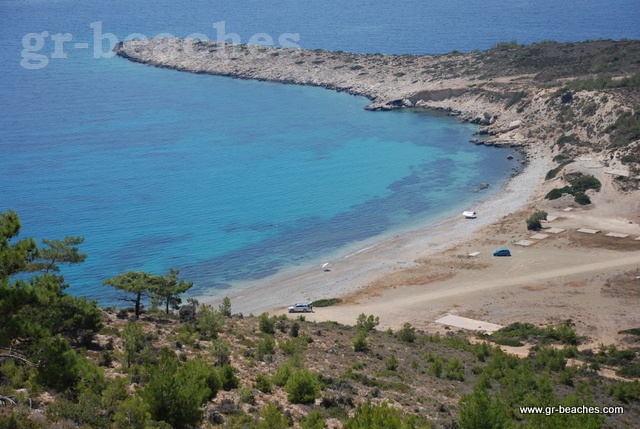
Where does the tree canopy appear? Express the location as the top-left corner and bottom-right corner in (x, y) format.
(151, 268), (193, 314)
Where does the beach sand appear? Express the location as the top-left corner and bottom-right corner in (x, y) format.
(200, 144), (640, 348)
(201, 147), (552, 312)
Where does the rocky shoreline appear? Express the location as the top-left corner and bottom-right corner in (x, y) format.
(115, 38), (640, 159)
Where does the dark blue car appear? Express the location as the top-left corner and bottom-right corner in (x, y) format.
(493, 248), (511, 257)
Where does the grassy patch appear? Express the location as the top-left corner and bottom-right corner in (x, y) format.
(606, 111), (640, 148)
(311, 298), (342, 308)
(619, 328), (640, 336)
(488, 322), (579, 345)
(545, 159), (574, 180)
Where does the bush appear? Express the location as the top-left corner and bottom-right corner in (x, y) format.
(343, 401), (416, 429)
(258, 403), (290, 429)
(353, 331), (368, 352)
(258, 312), (276, 334)
(272, 357), (301, 387)
(311, 298), (342, 307)
(300, 411), (326, 429)
(458, 386), (510, 429)
(428, 357), (443, 378)
(608, 381), (640, 403)
(196, 305), (225, 339)
(526, 210), (548, 231)
(218, 297), (232, 317)
(289, 322), (300, 338)
(396, 322), (416, 343)
(142, 351), (214, 429)
(256, 335), (276, 360)
(285, 369), (321, 404)
(545, 187), (572, 200)
(570, 175), (601, 193)
(574, 193), (591, 205)
(385, 355), (399, 371)
(545, 160), (574, 180)
(355, 314), (379, 333)
(255, 373), (272, 393)
(621, 154), (638, 164)
(219, 363), (240, 390)
(444, 358), (465, 381)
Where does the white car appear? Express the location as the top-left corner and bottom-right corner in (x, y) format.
(288, 303), (313, 313)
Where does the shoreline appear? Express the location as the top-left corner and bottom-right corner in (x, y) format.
(198, 148), (551, 314)
(116, 38), (640, 326)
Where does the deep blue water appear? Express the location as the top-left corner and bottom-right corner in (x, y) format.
(1, 0), (639, 302)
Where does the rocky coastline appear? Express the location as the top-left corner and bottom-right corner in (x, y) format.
(115, 38), (640, 163)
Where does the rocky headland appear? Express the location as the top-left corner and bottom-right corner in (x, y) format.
(115, 38), (640, 172)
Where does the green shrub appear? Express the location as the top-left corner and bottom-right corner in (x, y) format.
(428, 357), (443, 378)
(289, 322), (300, 337)
(258, 312), (276, 334)
(570, 175), (601, 193)
(142, 350), (214, 429)
(355, 314), (379, 333)
(385, 355), (399, 371)
(458, 386), (510, 429)
(557, 134), (579, 147)
(196, 305), (225, 339)
(256, 335), (276, 360)
(238, 387), (255, 405)
(545, 187), (572, 200)
(300, 411), (326, 429)
(255, 373), (272, 393)
(608, 380), (640, 403)
(444, 358), (465, 381)
(311, 298), (342, 307)
(285, 369), (321, 404)
(343, 401), (417, 429)
(395, 322), (416, 343)
(526, 210), (548, 231)
(619, 328), (640, 336)
(258, 403), (290, 429)
(617, 362), (640, 379)
(219, 363), (240, 390)
(545, 160), (574, 180)
(574, 193), (591, 205)
(112, 396), (152, 429)
(0, 411), (47, 429)
(218, 297), (232, 317)
(606, 110), (640, 147)
(352, 331), (368, 352)
(272, 357), (301, 387)
(620, 154), (638, 164)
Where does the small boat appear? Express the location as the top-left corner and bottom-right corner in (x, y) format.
(463, 211), (477, 219)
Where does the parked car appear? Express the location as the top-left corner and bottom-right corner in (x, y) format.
(493, 248), (511, 257)
(288, 303), (313, 313)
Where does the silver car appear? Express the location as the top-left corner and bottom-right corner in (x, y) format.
(288, 303), (313, 313)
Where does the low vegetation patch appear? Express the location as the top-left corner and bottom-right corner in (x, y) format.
(545, 159), (575, 180)
(311, 298), (342, 307)
(487, 322), (579, 346)
(545, 173), (601, 204)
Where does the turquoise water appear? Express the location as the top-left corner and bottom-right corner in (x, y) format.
(1, 0), (639, 301)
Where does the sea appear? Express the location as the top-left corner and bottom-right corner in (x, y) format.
(1, 0), (639, 303)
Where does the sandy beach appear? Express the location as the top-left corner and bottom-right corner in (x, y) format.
(119, 38), (640, 346)
(209, 148), (552, 313)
